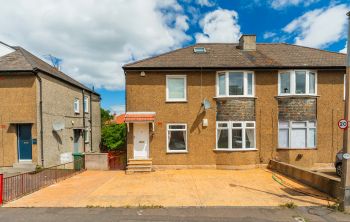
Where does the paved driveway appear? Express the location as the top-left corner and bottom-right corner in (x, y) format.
(4, 169), (332, 207)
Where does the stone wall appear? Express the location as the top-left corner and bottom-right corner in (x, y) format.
(216, 98), (255, 121)
(278, 97), (317, 121)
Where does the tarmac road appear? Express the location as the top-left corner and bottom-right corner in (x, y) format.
(0, 206), (349, 222)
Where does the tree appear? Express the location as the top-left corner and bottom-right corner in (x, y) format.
(101, 123), (126, 151)
(101, 108), (112, 126)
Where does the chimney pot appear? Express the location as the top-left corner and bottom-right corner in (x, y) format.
(239, 34), (256, 51)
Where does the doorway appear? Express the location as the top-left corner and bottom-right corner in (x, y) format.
(133, 123), (149, 159)
(17, 124), (32, 161)
(73, 129), (81, 153)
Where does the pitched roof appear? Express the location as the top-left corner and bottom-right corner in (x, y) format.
(113, 114), (125, 124)
(0, 43), (99, 95)
(123, 43), (346, 70)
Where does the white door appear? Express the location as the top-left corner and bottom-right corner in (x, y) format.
(133, 123), (149, 159)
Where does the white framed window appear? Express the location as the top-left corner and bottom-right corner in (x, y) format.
(216, 71), (254, 97)
(84, 129), (89, 143)
(74, 98), (80, 113)
(216, 121), (256, 150)
(166, 75), (187, 102)
(278, 121), (316, 149)
(83, 96), (89, 113)
(167, 124), (187, 152)
(278, 70), (317, 95)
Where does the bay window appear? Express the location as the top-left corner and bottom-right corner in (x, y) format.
(278, 121), (316, 148)
(216, 121), (256, 150)
(167, 124), (187, 152)
(278, 70), (316, 95)
(217, 71), (254, 97)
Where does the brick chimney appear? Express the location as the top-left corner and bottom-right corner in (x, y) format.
(239, 34), (256, 51)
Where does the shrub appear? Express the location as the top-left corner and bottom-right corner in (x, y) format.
(101, 123), (126, 151)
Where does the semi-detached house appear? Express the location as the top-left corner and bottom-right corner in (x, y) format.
(123, 35), (346, 171)
(0, 42), (101, 169)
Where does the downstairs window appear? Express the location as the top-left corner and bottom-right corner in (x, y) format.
(216, 121), (256, 150)
(167, 124), (187, 152)
(278, 121), (316, 148)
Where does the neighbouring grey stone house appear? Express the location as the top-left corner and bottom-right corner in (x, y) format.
(0, 42), (101, 169)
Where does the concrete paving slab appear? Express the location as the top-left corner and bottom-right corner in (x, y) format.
(1, 207), (350, 222)
(4, 168), (333, 208)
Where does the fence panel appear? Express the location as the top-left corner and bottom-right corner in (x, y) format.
(2, 159), (84, 203)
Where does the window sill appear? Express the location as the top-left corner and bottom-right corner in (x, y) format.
(214, 96), (257, 100)
(277, 148), (317, 150)
(213, 148), (258, 152)
(166, 151), (188, 154)
(165, 100), (188, 103)
(275, 95), (319, 99)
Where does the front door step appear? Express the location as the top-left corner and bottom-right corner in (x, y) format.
(13, 162), (36, 171)
(126, 159), (152, 174)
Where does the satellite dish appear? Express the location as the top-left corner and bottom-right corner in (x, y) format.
(53, 122), (65, 131)
(203, 99), (211, 110)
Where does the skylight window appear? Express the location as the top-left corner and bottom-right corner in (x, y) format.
(193, 47), (206, 53)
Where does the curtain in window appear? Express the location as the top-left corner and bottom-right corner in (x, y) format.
(218, 74), (226, 95)
(291, 128), (306, 148)
(295, 71), (306, 94)
(245, 129), (255, 148)
(278, 129), (289, 148)
(308, 128), (316, 147)
(247, 73), (253, 95)
(229, 73), (244, 95)
(309, 72), (315, 94)
(168, 131), (186, 150)
(168, 78), (185, 99)
(217, 128), (228, 148)
(280, 73), (290, 93)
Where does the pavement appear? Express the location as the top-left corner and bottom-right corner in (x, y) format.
(0, 207), (350, 222)
(4, 168), (334, 208)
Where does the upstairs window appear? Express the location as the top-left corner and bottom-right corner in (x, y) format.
(279, 70), (316, 95)
(166, 75), (187, 102)
(74, 98), (79, 113)
(83, 96), (89, 113)
(217, 71), (254, 97)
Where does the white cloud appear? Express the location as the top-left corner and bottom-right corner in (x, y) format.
(263, 32), (277, 39)
(283, 4), (349, 48)
(271, 0), (319, 9)
(340, 42), (347, 53)
(110, 104), (125, 115)
(0, 0), (191, 90)
(196, 0), (215, 7)
(195, 9), (241, 43)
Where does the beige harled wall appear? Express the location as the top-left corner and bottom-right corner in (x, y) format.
(39, 73), (101, 167)
(0, 74), (38, 166)
(126, 69), (345, 167)
(0, 72), (101, 168)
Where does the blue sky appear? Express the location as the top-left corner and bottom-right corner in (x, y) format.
(0, 0), (348, 114)
(96, 0), (349, 114)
